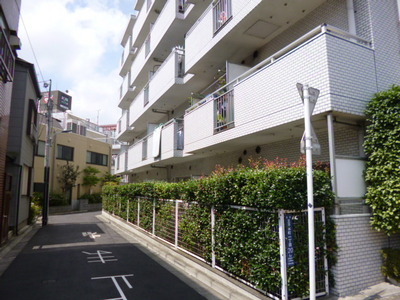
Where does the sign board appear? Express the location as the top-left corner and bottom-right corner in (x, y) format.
(300, 127), (321, 155)
(285, 214), (295, 267)
(297, 83), (321, 155)
(56, 91), (72, 111)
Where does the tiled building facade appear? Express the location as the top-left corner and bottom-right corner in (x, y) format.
(0, 0), (21, 245)
(115, 0), (400, 296)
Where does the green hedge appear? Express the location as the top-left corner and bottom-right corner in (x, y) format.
(382, 248), (400, 282)
(364, 85), (400, 235)
(102, 164), (335, 297)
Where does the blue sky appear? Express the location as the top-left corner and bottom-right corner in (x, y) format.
(18, 0), (136, 125)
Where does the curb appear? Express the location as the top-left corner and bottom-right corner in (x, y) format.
(0, 223), (40, 276)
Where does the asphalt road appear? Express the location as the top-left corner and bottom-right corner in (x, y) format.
(0, 212), (212, 300)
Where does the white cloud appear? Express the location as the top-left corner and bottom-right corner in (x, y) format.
(18, 0), (132, 124)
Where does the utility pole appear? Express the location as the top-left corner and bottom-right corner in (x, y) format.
(43, 80), (53, 226)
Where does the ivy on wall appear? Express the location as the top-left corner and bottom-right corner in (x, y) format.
(364, 85), (400, 235)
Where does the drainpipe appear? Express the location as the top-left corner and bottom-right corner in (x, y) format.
(327, 114), (339, 215)
(397, 0), (400, 21)
(14, 166), (22, 235)
(346, 0), (357, 35)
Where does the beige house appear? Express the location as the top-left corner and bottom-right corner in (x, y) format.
(34, 122), (111, 203)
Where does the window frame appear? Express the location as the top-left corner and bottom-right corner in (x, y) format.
(56, 144), (74, 161)
(86, 151), (108, 166)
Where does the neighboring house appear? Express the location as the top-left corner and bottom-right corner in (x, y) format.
(33, 120), (112, 206)
(114, 0), (400, 296)
(0, 0), (22, 245)
(6, 58), (40, 234)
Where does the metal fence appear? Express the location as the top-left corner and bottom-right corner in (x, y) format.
(109, 197), (328, 299)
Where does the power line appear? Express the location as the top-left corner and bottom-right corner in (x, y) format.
(14, 0), (45, 83)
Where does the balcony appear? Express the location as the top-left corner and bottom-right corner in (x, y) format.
(119, 72), (135, 109)
(123, 0), (195, 105)
(120, 15), (138, 77)
(0, 27), (15, 82)
(184, 25), (376, 154)
(125, 120), (184, 172)
(120, 35), (138, 77)
(184, 0), (327, 74)
(125, 47), (190, 134)
(115, 149), (127, 174)
(116, 110), (135, 141)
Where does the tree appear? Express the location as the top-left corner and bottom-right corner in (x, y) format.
(100, 172), (121, 186)
(58, 162), (80, 200)
(364, 85), (400, 235)
(82, 166), (101, 194)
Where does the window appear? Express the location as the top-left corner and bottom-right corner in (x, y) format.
(67, 122), (78, 133)
(36, 140), (45, 156)
(87, 151), (108, 166)
(57, 144), (74, 161)
(79, 125), (86, 136)
(26, 99), (38, 140)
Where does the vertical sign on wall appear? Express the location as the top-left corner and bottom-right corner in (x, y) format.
(285, 214), (295, 267)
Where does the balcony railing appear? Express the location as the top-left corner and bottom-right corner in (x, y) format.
(178, 0), (187, 13)
(213, 0), (232, 33)
(184, 24), (374, 153)
(145, 34), (151, 57)
(0, 27), (15, 83)
(214, 90), (234, 133)
(144, 85), (149, 106)
(177, 120), (184, 150)
(142, 137), (148, 160)
(146, 0), (152, 11)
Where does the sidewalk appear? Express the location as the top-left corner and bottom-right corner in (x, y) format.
(323, 282), (400, 300)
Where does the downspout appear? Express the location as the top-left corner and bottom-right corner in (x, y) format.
(327, 114), (339, 215)
(346, 0), (357, 35)
(14, 166), (22, 235)
(397, 0), (400, 21)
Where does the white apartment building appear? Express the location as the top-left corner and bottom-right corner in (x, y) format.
(115, 0), (400, 296)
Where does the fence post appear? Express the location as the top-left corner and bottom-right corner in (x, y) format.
(152, 199), (156, 235)
(279, 209), (288, 300)
(211, 205), (216, 268)
(322, 207), (329, 295)
(126, 199), (129, 222)
(175, 201), (179, 248)
(137, 197), (140, 227)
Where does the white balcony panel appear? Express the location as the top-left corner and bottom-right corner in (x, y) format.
(161, 120), (183, 160)
(115, 151), (126, 174)
(184, 32), (376, 154)
(128, 49), (185, 133)
(129, 90), (145, 128)
(127, 134), (155, 170)
(130, 0), (164, 51)
(185, 0), (261, 71)
(119, 73), (135, 109)
(127, 143), (142, 170)
(120, 36), (136, 76)
(185, 0), (327, 73)
(116, 110), (135, 142)
(116, 111), (128, 138)
(129, 0), (187, 94)
(148, 49), (181, 106)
